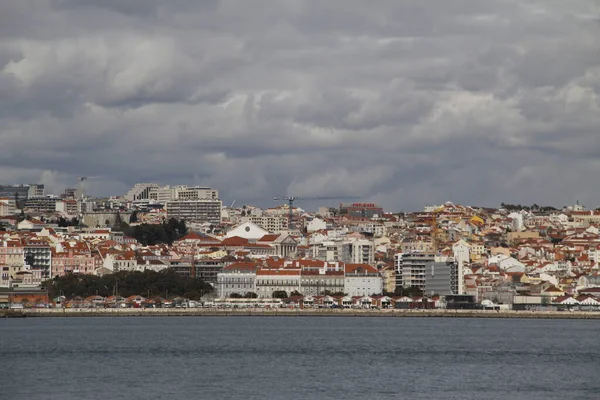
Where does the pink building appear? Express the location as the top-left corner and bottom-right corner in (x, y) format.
(51, 250), (95, 277)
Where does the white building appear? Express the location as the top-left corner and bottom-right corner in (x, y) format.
(344, 263), (382, 297)
(216, 262), (258, 298)
(343, 239), (375, 265)
(245, 214), (289, 233)
(306, 218), (327, 233)
(452, 239), (471, 269)
(255, 269), (301, 298)
(151, 185), (219, 203)
(225, 221), (269, 240)
(124, 183), (159, 201)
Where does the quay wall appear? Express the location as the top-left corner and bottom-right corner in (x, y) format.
(4, 308), (600, 319)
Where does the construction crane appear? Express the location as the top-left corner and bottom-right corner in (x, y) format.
(273, 195), (358, 230)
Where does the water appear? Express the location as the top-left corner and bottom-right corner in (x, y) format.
(1, 316), (599, 400)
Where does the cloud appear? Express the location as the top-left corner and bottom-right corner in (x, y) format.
(1, 1), (600, 211)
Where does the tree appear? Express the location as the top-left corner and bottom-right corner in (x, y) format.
(290, 290), (302, 297)
(129, 211), (139, 224)
(244, 292), (258, 299)
(272, 290), (288, 299)
(229, 293), (243, 299)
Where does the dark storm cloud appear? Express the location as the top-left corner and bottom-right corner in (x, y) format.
(1, 1), (600, 210)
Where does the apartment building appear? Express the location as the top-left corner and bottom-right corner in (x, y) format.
(0, 198), (16, 216)
(246, 214), (289, 233)
(166, 199), (222, 224)
(340, 240), (375, 265)
(395, 253), (461, 296)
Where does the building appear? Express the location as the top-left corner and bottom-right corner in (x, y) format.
(216, 262), (258, 298)
(300, 270), (344, 296)
(344, 263), (382, 297)
(340, 240), (375, 265)
(166, 199), (222, 224)
(24, 196), (58, 212)
(395, 253), (461, 296)
(0, 198), (16, 216)
(246, 214), (289, 233)
(23, 242), (52, 279)
(124, 183), (159, 202)
(55, 199), (80, 216)
(150, 185), (219, 203)
(0, 184), (44, 200)
(255, 268), (301, 298)
(193, 258), (228, 285)
(51, 250), (96, 277)
(339, 202), (383, 218)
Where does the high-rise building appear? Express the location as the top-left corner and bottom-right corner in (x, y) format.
(395, 253), (461, 296)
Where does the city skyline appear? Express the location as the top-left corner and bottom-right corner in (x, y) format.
(1, 2), (600, 211)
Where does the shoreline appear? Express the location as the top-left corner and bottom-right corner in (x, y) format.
(4, 308), (600, 319)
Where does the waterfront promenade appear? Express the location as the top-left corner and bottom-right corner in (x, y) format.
(4, 308), (600, 319)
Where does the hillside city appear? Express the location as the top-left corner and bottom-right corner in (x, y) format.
(1, 182), (600, 311)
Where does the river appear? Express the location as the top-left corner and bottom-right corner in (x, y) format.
(1, 316), (598, 399)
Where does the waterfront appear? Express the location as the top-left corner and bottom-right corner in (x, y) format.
(1, 317), (599, 400)
(6, 307), (600, 319)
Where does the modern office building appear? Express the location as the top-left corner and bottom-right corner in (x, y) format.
(395, 252), (461, 296)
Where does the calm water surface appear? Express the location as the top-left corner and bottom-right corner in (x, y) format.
(1, 316), (599, 400)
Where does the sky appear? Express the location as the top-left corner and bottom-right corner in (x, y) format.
(1, 1), (600, 212)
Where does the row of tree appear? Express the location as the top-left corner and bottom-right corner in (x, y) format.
(44, 269), (213, 300)
(115, 216), (188, 245)
(500, 203), (558, 212)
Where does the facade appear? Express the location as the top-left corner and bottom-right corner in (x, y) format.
(395, 253), (461, 296)
(166, 199), (222, 224)
(300, 270), (344, 296)
(225, 222), (269, 240)
(216, 262), (258, 298)
(124, 183), (159, 201)
(344, 263), (382, 297)
(246, 214), (289, 233)
(193, 259), (228, 284)
(0, 198), (16, 216)
(339, 202), (383, 218)
(51, 251), (96, 277)
(255, 269), (301, 298)
(151, 185), (219, 203)
(0, 184), (44, 202)
(24, 243), (52, 279)
(340, 240), (375, 265)
(24, 196), (58, 212)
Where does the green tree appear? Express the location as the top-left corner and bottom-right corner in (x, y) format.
(229, 293), (243, 298)
(129, 211), (139, 224)
(290, 290), (302, 297)
(272, 290), (288, 299)
(244, 292), (258, 299)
